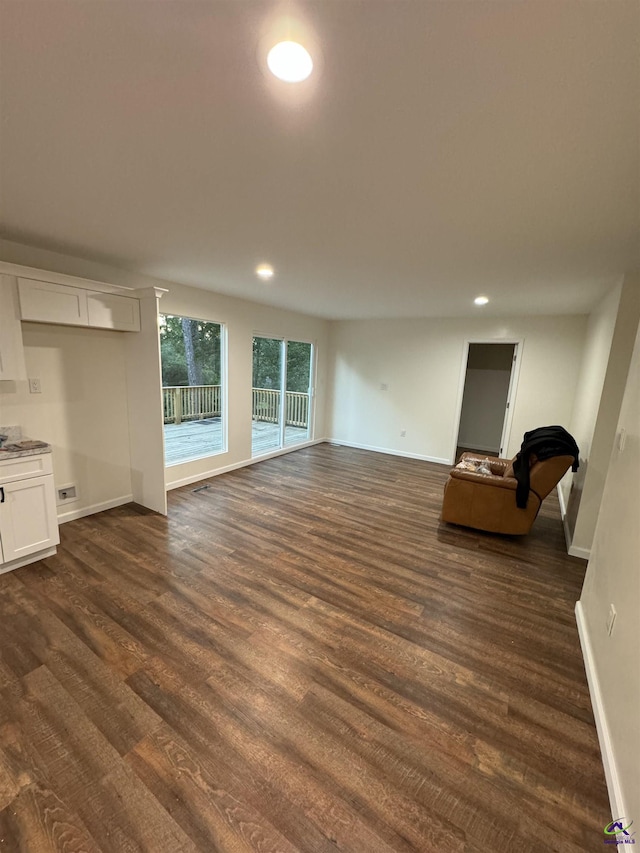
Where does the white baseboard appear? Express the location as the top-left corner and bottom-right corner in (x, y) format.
(557, 483), (567, 518)
(165, 438), (326, 491)
(557, 484), (573, 554)
(575, 601), (625, 823)
(557, 485), (591, 560)
(57, 494), (133, 524)
(328, 439), (449, 466)
(568, 543), (591, 560)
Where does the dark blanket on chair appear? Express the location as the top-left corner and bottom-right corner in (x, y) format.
(512, 425), (579, 508)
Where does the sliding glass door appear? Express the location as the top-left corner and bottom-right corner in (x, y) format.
(252, 336), (283, 456)
(284, 340), (312, 447)
(251, 336), (314, 457)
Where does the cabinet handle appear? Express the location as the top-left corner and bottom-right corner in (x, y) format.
(0, 487), (4, 503)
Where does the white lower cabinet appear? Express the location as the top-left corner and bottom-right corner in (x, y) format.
(0, 454), (60, 572)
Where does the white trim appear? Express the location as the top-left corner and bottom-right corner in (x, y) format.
(0, 546), (57, 575)
(451, 341), (471, 464)
(500, 342), (523, 457)
(328, 439), (449, 466)
(556, 484), (590, 558)
(569, 543), (591, 560)
(165, 438), (326, 491)
(557, 483), (567, 517)
(0, 260), (144, 295)
(57, 494), (133, 524)
(450, 338), (523, 465)
(557, 484), (574, 554)
(221, 322), (229, 454)
(575, 601), (625, 823)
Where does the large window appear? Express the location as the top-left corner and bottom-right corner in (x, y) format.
(160, 314), (225, 465)
(252, 337), (313, 456)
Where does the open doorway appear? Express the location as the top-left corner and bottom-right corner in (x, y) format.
(455, 343), (518, 461)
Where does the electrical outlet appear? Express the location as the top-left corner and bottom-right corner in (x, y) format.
(400, 429), (406, 437)
(606, 604), (617, 637)
(57, 484), (78, 504)
(380, 382), (388, 391)
(29, 377), (42, 394)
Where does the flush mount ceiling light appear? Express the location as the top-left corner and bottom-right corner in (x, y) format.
(255, 263), (275, 281)
(267, 41), (313, 82)
(474, 296), (489, 306)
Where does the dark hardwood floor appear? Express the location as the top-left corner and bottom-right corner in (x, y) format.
(0, 444), (609, 852)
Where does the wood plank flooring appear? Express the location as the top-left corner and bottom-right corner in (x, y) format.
(0, 444), (609, 852)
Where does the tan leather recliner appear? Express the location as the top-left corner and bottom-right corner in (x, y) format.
(441, 452), (573, 535)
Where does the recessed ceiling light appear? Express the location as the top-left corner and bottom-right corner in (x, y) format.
(255, 263), (274, 281)
(474, 296), (489, 306)
(267, 41), (313, 82)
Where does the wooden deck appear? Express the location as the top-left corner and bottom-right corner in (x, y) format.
(164, 419), (308, 465)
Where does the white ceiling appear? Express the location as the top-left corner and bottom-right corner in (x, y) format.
(0, 1), (638, 320)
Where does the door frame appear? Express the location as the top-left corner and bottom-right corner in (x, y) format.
(450, 338), (524, 464)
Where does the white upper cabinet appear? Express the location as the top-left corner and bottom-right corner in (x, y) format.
(17, 276), (141, 332)
(18, 278), (89, 326)
(0, 276), (27, 380)
(86, 291), (141, 331)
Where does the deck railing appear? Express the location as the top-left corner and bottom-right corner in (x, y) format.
(285, 391), (309, 428)
(251, 389), (309, 427)
(163, 385), (309, 428)
(163, 385), (222, 424)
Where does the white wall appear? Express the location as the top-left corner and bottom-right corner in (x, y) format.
(0, 322), (134, 518)
(577, 316), (640, 824)
(570, 274), (640, 555)
(328, 315), (587, 463)
(567, 284), (621, 468)
(160, 283), (330, 489)
(561, 283), (621, 525)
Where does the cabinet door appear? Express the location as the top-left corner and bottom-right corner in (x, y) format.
(18, 278), (89, 326)
(0, 474), (60, 562)
(87, 291), (141, 331)
(0, 276), (27, 380)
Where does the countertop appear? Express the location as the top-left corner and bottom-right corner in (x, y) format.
(0, 425), (52, 460)
(0, 442), (52, 461)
